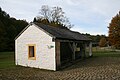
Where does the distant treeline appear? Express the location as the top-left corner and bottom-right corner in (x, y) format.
(82, 33), (107, 47)
(0, 7), (106, 51)
(0, 7), (28, 51)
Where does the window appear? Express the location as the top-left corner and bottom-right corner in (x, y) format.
(76, 47), (80, 51)
(28, 44), (36, 60)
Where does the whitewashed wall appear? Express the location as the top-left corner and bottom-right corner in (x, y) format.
(15, 24), (56, 70)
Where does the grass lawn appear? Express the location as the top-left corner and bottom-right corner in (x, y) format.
(0, 52), (15, 69)
(0, 49), (120, 79)
(93, 51), (120, 57)
(0, 49), (120, 69)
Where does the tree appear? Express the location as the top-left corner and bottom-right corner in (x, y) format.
(39, 5), (51, 20)
(34, 5), (73, 29)
(108, 11), (120, 49)
(51, 7), (65, 23)
(99, 37), (107, 47)
(0, 20), (8, 51)
(0, 7), (28, 51)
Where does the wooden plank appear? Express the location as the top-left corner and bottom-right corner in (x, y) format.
(55, 41), (61, 70)
(89, 42), (92, 56)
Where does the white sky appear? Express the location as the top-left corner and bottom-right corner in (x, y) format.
(0, 0), (120, 35)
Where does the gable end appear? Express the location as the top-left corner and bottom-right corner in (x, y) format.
(15, 22), (55, 40)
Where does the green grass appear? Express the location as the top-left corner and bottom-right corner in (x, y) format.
(0, 52), (15, 69)
(92, 46), (120, 57)
(93, 51), (120, 57)
(86, 47), (120, 57)
(0, 48), (120, 69)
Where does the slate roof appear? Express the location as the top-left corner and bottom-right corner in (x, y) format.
(34, 22), (91, 41)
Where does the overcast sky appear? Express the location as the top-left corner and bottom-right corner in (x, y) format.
(0, 0), (120, 35)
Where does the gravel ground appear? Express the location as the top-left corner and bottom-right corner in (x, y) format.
(0, 57), (120, 80)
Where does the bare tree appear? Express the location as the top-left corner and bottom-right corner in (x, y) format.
(51, 7), (64, 23)
(39, 5), (51, 20)
(36, 5), (73, 29)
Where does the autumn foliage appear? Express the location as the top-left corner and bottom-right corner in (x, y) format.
(108, 12), (120, 49)
(99, 37), (107, 47)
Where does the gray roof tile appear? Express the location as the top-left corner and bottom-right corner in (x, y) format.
(34, 22), (91, 41)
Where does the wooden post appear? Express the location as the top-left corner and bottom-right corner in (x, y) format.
(84, 43), (87, 58)
(89, 42), (92, 57)
(72, 42), (76, 60)
(55, 40), (61, 70)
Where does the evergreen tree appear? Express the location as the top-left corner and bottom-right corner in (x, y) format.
(0, 7), (28, 51)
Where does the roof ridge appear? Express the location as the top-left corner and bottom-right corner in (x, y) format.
(33, 22), (71, 31)
(32, 22), (92, 41)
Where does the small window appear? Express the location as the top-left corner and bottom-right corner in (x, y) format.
(28, 44), (36, 60)
(76, 47), (80, 51)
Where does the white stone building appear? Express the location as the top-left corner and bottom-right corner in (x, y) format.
(15, 22), (92, 71)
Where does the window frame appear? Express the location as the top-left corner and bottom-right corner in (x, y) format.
(28, 44), (36, 60)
